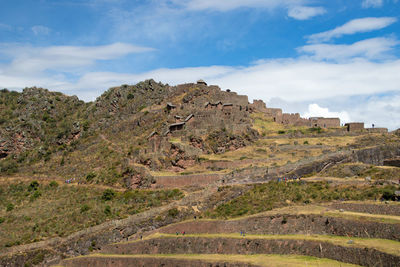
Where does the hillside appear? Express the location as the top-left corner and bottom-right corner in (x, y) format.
(0, 80), (400, 266)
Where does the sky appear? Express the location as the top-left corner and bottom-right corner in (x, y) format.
(0, 0), (399, 130)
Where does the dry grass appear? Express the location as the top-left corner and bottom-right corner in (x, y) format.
(62, 253), (360, 267)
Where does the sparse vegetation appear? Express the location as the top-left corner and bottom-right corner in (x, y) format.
(205, 182), (399, 218)
(0, 182), (183, 248)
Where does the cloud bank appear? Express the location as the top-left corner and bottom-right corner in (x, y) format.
(308, 17), (397, 43)
(303, 104), (351, 123)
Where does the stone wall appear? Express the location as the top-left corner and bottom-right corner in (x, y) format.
(157, 214), (400, 241)
(249, 99), (267, 111)
(366, 128), (388, 133)
(102, 237), (400, 267)
(265, 108), (283, 123)
(383, 158), (400, 167)
(153, 173), (223, 188)
(61, 256), (257, 267)
(282, 113), (309, 126)
(310, 118), (340, 128)
(345, 123), (364, 132)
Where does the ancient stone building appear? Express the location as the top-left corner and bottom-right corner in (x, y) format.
(250, 100), (267, 111)
(281, 113), (309, 126)
(197, 79), (207, 86)
(265, 108), (283, 123)
(345, 123), (364, 132)
(309, 117), (340, 128)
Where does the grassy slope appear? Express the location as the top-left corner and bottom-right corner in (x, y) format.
(203, 181), (400, 218)
(0, 181), (183, 248)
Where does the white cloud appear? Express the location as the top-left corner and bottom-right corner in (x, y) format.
(0, 42), (154, 74)
(299, 37), (399, 61)
(171, 0), (324, 20)
(0, 23), (13, 31)
(287, 6), (326, 20)
(173, 0), (305, 11)
(362, 0), (383, 8)
(31, 25), (51, 35)
(308, 17), (397, 43)
(303, 103), (351, 122)
(19, 57), (397, 105)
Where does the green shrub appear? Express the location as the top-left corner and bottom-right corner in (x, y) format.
(278, 130), (285, 134)
(86, 172), (96, 183)
(80, 204), (91, 213)
(28, 181), (39, 191)
(6, 203), (14, 212)
(49, 181), (59, 188)
(0, 159), (18, 174)
(0, 217), (5, 224)
(382, 189), (395, 200)
(168, 208), (179, 217)
(104, 205), (112, 216)
(102, 189), (116, 201)
(303, 141), (309, 145)
(30, 190), (41, 201)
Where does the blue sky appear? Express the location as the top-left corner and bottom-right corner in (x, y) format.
(0, 0), (400, 129)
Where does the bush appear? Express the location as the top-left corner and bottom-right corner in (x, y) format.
(0, 159), (18, 174)
(168, 208), (179, 217)
(28, 181), (39, 191)
(86, 172), (96, 183)
(278, 130), (285, 134)
(102, 189), (115, 201)
(0, 217), (5, 224)
(49, 181), (59, 188)
(382, 189), (395, 200)
(80, 204), (91, 213)
(104, 205), (112, 216)
(303, 141), (309, 145)
(6, 203), (14, 212)
(30, 190), (42, 201)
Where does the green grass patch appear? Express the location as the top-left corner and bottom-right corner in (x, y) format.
(205, 181), (399, 218)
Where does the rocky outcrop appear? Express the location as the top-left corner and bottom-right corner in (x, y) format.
(206, 128), (259, 154)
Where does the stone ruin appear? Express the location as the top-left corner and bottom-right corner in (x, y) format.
(249, 98), (340, 128)
(146, 81), (389, 157)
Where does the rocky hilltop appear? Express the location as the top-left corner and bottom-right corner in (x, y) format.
(2, 79), (383, 188)
(1, 80), (400, 267)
